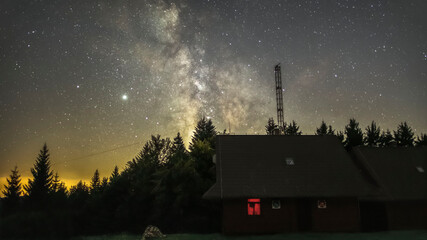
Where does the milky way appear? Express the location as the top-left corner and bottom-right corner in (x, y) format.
(1, 0), (426, 186)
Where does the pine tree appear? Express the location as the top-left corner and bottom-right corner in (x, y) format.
(51, 172), (67, 195)
(344, 118), (363, 150)
(364, 121), (381, 147)
(415, 133), (427, 147)
(336, 131), (345, 145)
(2, 166), (22, 210)
(24, 143), (54, 207)
(316, 121), (335, 136)
(284, 120), (302, 136)
(327, 125), (335, 135)
(90, 169), (101, 194)
(109, 165), (119, 182)
(265, 118), (277, 135)
(190, 117), (216, 151)
(394, 122), (415, 147)
(69, 180), (90, 207)
(50, 172), (67, 207)
(316, 121), (328, 135)
(100, 177), (108, 191)
(172, 132), (187, 155)
(379, 129), (394, 147)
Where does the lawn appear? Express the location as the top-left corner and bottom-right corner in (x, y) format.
(73, 231), (427, 240)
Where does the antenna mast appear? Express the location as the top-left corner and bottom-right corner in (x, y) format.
(275, 64), (284, 133)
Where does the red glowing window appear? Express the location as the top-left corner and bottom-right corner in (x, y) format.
(247, 198), (261, 215)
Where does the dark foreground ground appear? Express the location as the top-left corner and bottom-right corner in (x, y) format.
(72, 231), (427, 240)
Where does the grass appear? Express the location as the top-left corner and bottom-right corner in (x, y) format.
(73, 231), (427, 240)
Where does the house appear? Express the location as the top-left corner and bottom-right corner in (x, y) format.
(352, 146), (427, 231)
(203, 135), (379, 234)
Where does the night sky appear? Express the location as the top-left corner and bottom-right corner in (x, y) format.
(1, 0), (426, 188)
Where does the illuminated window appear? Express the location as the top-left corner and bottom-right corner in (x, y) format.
(248, 198), (261, 215)
(317, 200), (327, 209)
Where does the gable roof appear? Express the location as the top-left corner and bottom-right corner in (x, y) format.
(203, 135), (378, 199)
(352, 146), (427, 200)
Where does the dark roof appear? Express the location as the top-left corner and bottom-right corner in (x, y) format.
(352, 146), (427, 200)
(203, 135), (378, 199)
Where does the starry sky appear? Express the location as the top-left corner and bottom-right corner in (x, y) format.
(1, 0), (426, 189)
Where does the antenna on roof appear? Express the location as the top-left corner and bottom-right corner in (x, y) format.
(275, 63), (284, 134)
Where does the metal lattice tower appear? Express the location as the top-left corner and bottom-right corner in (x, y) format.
(275, 64), (284, 132)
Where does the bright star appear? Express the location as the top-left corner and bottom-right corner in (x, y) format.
(122, 94), (128, 100)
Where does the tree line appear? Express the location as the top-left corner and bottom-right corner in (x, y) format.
(1, 117), (426, 238)
(266, 118), (427, 150)
(0, 118), (219, 238)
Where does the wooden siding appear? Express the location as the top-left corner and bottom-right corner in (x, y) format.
(386, 201), (427, 230)
(222, 198), (297, 234)
(222, 198), (360, 234)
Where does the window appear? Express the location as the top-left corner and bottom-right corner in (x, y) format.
(272, 200), (281, 209)
(248, 198), (261, 215)
(285, 157), (295, 165)
(317, 200), (327, 209)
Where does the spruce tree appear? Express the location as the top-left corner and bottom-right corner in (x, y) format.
(327, 125), (335, 135)
(344, 118), (363, 150)
(109, 166), (119, 182)
(2, 166), (22, 210)
(90, 169), (101, 194)
(172, 132), (187, 155)
(51, 172), (67, 195)
(25, 143), (54, 207)
(364, 121), (381, 147)
(265, 118), (277, 135)
(284, 120), (302, 136)
(415, 133), (427, 147)
(394, 122), (415, 147)
(51, 172), (67, 207)
(316, 121), (328, 135)
(316, 121), (335, 136)
(190, 117), (216, 151)
(336, 131), (345, 145)
(379, 129), (394, 147)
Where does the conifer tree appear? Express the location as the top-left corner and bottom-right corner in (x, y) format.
(316, 121), (328, 135)
(51, 172), (67, 195)
(344, 118), (363, 150)
(50, 172), (67, 207)
(327, 125), (335, 135)
(394, 122), (415, 147)
(90, 169), (101, 194)
(172, 132), (187, 155)
(25, 143), (54, 207)
(415, 133), (427, 147)
(2, 166), (22, 210)
(100, 177), (108, 191)
(109, 165), (119, 182)
(336, 131), (345, 145)
(364, 121), (381, 147)
(190, 117), (216, 151)
(316, 121), (335, 136)
(379, 129), (394, 147)
(265, 118), (277, 135)
(284, 120), (302, 136)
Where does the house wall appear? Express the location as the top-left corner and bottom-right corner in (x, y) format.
(311, 198), (360, 232)
(222, 197), (360, 234)
(386, 201), (427, 230)
(222, 198), (297, 234)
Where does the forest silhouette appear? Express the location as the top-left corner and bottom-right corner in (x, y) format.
(1, 117), (426, 238)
